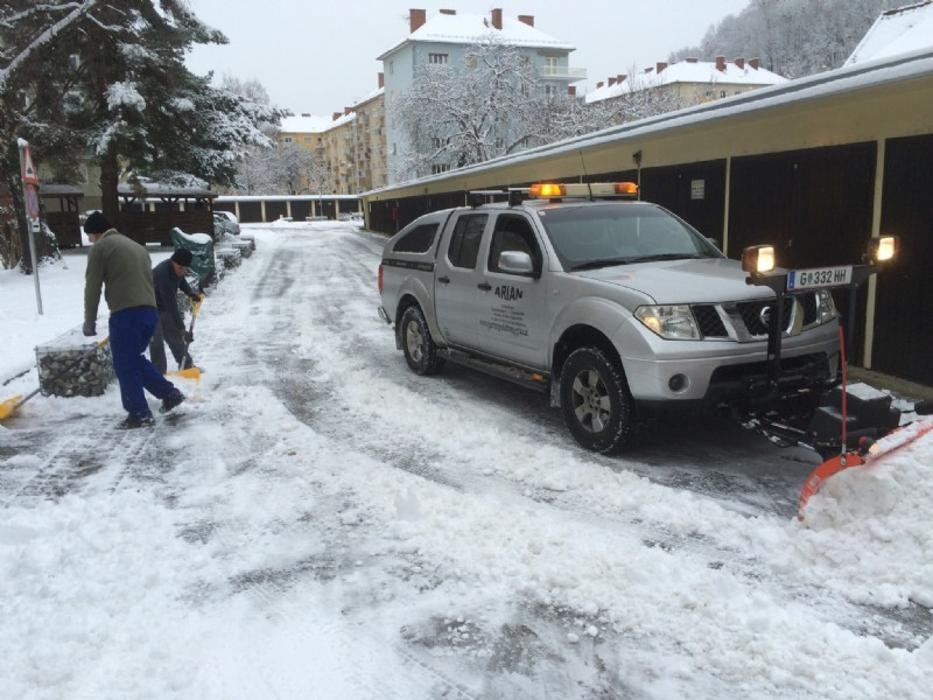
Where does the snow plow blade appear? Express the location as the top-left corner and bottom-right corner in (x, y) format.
(0, 395), (24, 421)
(799, 420), (933, 519)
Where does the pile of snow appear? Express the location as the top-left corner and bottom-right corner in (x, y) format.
(791, 420), (933, 608)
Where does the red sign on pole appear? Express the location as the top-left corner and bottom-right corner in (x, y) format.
(24, 183), (40, 218)
(20, 143), (38, 185)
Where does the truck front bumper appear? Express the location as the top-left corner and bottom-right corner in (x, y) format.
(614, 319), (840, 403)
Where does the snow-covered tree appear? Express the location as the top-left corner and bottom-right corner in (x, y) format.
(670, 0), (901, 78)
(393, 35), (553, 179)
(0, 1), (283, 269)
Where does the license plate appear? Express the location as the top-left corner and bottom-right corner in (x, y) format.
(787, 265), (853, 290)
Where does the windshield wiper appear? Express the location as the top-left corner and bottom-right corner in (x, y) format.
(621, 253), (706, 263)
(569, 257), (636, 271)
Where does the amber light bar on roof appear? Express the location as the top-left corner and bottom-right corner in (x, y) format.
(528, 182), (639, 199)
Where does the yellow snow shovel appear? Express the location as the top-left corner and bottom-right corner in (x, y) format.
(167, 297), (202, 381)
(0, 336), (110, 421)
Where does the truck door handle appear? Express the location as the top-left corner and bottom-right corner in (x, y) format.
(437, 276), (450, 284)
(477, 282), (492, 291)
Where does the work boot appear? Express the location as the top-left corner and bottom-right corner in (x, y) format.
(118, 413), (155, 430)
(160, 391), (186, 414)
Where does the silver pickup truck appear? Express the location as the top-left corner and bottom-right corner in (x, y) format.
(377, 182), (840, 453)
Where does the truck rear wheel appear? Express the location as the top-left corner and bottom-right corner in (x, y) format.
(400, 306), (444, 375)
(560, 347), (636, 453)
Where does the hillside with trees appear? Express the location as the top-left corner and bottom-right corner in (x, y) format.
(670, 0), (903, 78)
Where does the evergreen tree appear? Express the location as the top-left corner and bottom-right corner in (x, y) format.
(0, 1), (283, 269)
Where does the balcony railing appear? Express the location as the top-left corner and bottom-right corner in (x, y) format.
(540, 65), (587, 80)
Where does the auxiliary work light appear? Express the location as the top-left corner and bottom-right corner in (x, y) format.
(741, 245), (776, 275)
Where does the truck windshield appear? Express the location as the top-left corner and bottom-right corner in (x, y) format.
(537, 202), (723, 271)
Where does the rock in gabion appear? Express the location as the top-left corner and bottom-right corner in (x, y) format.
(36, 327), (114, 398)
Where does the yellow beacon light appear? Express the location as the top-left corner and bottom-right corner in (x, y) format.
(615, 182), (639, 196)
(529, 183), (566, 198)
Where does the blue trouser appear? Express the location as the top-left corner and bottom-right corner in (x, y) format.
(108, 306), (177, 418)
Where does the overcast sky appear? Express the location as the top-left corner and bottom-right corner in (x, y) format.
(186, 0), (751, 115)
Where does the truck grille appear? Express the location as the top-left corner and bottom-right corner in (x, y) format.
(689, 293), (821, 341)
(692, 305), (728, 338)
(736, 297), (795, 336)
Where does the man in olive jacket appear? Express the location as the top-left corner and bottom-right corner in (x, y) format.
(83, 212), (185, 428)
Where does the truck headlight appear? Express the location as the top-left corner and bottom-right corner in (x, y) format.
(816, 289), (838, 324)
(635, 305), (700, 340)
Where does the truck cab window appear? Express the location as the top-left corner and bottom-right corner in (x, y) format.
(447, 214), (488, 269)
(488, 214), (541, 274)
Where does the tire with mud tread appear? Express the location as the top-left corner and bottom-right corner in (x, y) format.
(400, 305), (445, 375)
(560, 347), (637, 453)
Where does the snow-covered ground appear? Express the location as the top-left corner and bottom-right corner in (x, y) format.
(1, 223), (931, 699)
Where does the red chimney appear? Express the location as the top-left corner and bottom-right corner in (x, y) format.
(608, 77), (617, 87)
(567, 85), (576, 97)
(518, 14), (534, 26)
(750, 57), (761, 70)
(378, 72), (384, 88)
(656, 61), (668, 74)
(409, 8), (426, 33)
(491, 8), (502, 29)
(734, 57), (745, 69)
(617, 74), (626, 84)
(344, 107), (352, 115)
(332, 112), (341, 121)
(597, 81), (604, 89)
(439, 8), (455, 14)
(644, 66), (654, 73)
(715, 56), (726, 72)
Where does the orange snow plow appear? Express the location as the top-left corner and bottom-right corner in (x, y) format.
(733, 236), (931, 518)
(798, 419), (933, 517)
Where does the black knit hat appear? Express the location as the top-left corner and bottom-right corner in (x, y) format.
(171, 248), (193, 267)
(83, 211), (111, 235)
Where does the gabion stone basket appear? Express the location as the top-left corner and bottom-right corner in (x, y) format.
(35, 326), (114, 397)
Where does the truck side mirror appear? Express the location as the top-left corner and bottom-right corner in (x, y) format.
(498, 250), (535, 275)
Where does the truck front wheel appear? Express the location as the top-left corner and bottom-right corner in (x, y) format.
(400, 305), (444, 375)
(560, 347), (636, 453)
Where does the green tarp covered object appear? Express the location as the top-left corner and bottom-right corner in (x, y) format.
(170, 227), (215, 286)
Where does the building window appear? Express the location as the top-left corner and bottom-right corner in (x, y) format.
(428, 53), (449, 65)
(431, 163), (451, 175)
(284, 137), (293, 143)
(720, 90), (727, 98)
(466, 55), (477, 69)
(388, 59), (394, 74)
(544, 84), (555, 98)
(544, 55), (559, 75)
(431, 136), (449, 150)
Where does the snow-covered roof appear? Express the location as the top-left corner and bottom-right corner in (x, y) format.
(117, 182), (216, 198)
(350, 86), (384, 109)
(585, 60), (787, 104)
(365, 47), (933, 194)
(377, 12), (573, 60)
(846, 1), (933, 65)
(279, 113), (334, 134)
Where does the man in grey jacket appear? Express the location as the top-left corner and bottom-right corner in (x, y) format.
(83, 212), (185, 428)
(149, 248), (201, 374)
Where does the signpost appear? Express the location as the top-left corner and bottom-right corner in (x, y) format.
(17, 138), (43, 315)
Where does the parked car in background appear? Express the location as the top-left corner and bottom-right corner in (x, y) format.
(214, 210), (240, 234)
(213, 212), (238, 240)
